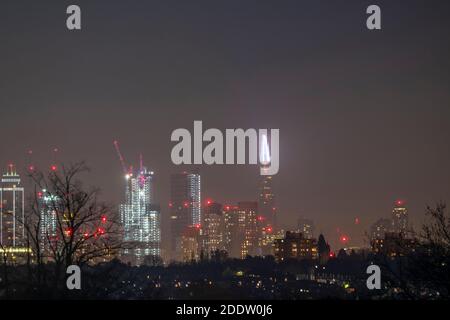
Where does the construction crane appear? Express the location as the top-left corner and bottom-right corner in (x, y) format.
(113, 140), (130, 177)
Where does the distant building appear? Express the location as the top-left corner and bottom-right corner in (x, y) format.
(223, 202), (258, 259)
(169, 172), (201, 260)
(258, 135), (276, 230)
(120, 167), (161, 265)
(0, 165), (25, 248)
(237, 202), (258, 258)
(180, 225), (203, 262)
(259, 228), (285, 256)
(38, 189), (60, 254)
(274, 231), (318, 262)
(202, 201), (224, 255)
(223, 205), (240, 258)
(392, 200), (408, 235)
(371, 232), (416, 257)
(0, 165), (30, 262)
(370, 218), (392, 241)
(297, 218), (315, 239)
(257, 221), (276, 256)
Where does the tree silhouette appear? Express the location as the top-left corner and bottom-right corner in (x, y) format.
(20, 162), (125, 297)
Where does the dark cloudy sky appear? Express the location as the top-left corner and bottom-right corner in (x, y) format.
(1, 0), (450, 250)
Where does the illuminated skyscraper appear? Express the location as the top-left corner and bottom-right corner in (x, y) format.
(120, 167), (161, 265)
(0, 165), (25, 248)
(203, 201), (223, 254)
(38, 189), (59, 253)
(169, 172), (201, 260)
(392, 200), (408, 235)
(223, 202), (258, 259)
(258, 134), (276, 230)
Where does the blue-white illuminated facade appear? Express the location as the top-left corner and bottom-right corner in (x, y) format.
(120, 168), (161, 265)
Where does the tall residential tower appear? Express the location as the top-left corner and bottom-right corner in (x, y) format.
(0, 165), (25, 248)
(169, 171), (201, 260)
(392, 200), (408, 235)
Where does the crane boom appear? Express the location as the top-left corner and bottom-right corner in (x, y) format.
(113, 140), (128, 175)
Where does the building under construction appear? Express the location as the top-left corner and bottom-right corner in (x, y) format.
(115, 142), (161, 265)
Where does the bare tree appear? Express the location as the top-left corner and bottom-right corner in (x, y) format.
(377, 202), (450, 299)
(21, 162), (125, 296)
(408, 202), (450, 297)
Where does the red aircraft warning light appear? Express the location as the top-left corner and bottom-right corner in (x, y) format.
(65, 228), (73, 237)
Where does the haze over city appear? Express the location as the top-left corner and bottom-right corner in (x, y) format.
(1, 0), (450, 252)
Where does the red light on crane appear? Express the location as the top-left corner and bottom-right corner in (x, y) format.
(101, 215), (107, 223)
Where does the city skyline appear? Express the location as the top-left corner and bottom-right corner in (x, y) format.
(1, 0), (450, 252)
(0, 160), (415, 257)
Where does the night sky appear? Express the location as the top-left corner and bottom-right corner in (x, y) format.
(1, 0), (450, 250)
